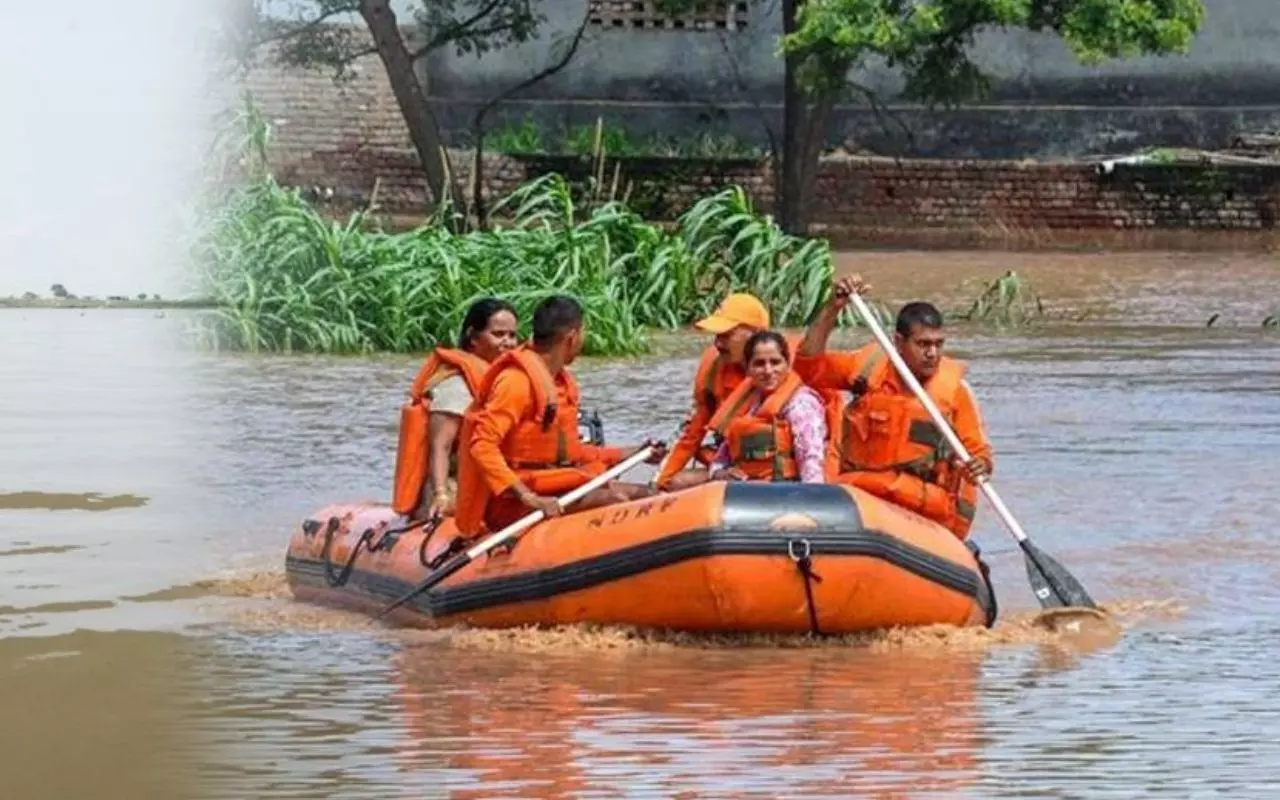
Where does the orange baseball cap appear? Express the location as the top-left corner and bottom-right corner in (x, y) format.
(695, 293), (770, 333)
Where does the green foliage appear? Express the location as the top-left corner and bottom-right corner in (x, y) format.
(192, 171), (846, 356)
(956, 270), (1045, 327)
(412, 0), (544, 59)
(485, 116), (765, 159)
(781, 0), (1205, 104)
(235, 0), (545, 78)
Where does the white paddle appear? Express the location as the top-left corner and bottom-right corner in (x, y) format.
(376, 445), (656, 619)
(847, 291), (1098, 611)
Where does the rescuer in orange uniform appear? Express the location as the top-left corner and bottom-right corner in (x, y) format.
(391, 298), (519, 521)
(795, 274), (994, 540)
(454, 295), (666, 537)
(652, 293), (769, 490)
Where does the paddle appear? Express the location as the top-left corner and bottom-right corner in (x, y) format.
(846, 291), (1099, 611)
(375, 444), (657, 621)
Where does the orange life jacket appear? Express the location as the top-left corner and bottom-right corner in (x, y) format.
(744, 335), (845, 473)
(690, 346), (743, 464)
(390, 348), (489, 515)
(454, 347), (605, 537)
(772, 336), (845, 480)
(709, 370), (806, 481)
(836, 345), (979, 539)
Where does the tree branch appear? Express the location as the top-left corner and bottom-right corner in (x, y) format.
(475, 13), (588, 122)
(256, 6), (355, 48)
(845, 79), (916, 153)
(417, 0), (505, 55)
(334, 45), (380, 68)
(471, 8), (591, 226)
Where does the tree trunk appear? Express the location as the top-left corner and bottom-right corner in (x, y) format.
(777, 0), (841, 236)
(359, 0), (466, 225)
(778, 0), (806, 235)
(780, 84), (838, 235)
(473, 127), (489, 229)
(794, 90), (836, 232)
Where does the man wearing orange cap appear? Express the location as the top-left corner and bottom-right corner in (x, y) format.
(652, 293), (771, 490)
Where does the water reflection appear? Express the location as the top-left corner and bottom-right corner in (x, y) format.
(395, 647), (989, 797)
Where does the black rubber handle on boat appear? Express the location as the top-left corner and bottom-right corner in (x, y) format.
(374, 446), (656, 621)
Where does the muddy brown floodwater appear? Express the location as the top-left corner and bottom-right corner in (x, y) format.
(2, 250), (1278, 798)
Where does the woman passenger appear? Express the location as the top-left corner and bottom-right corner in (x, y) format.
(392, 298), (519, 521)
(707, 330), (828, 484)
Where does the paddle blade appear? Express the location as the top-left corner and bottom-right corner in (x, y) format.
(1021, 538), (1098, 610)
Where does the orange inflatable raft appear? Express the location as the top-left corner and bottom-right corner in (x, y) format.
(285, 481), (997, 634)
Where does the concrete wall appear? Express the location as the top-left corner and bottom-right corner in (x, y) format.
(423, 0), (1280, 158)
(224, 37), (1280, 251)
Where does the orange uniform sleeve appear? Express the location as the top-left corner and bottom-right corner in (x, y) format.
(792, 351), (874, 391)
(655, 395), (714, 487)
(467, 369), (532, 496)
(581, 444), (625, 467)
(952, 380), (993, 471)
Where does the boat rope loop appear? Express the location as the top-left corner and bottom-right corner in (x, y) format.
(415, 513), (472, 572)
(322, 517), (376, 588)
(422, 534), (467, 572)
(787, 537), (824, 636)
(416, 515), (445, 568)
(322, 515), (419, 588)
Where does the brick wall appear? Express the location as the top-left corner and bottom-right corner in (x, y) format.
(232, 52), (1280, 245)
(291, 148), (1280, 240)
(811, 159), (1280, 232)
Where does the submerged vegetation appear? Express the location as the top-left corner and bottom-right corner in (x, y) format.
(190, 98), (1087, 357)
(192, 99), (891, 356)
(196, 174), (888, 355)
(956, 271), (1045, 328)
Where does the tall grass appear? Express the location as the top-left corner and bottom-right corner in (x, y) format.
(956, 270), (1044, 328)
(192, 107), (855, 356)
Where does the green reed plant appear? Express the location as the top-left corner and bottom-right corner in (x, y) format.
(196, 180), (848, 355)
(192, 103), (847, 356)
(956, 270), (1045, 328)
(196, 175), (651, 355)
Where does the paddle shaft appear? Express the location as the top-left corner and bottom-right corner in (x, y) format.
(848, 292), (1029, 544)
(376, 445), (655, 620)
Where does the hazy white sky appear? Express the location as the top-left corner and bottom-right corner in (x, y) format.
(0, 2), (227, 298)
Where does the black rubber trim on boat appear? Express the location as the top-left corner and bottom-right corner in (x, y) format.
(286, 484), (994, 622)
(286, 525), (988, 619)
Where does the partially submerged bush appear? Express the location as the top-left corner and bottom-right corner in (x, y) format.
(193, 172), (847, 356)
(956, 270), (1044, 328)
